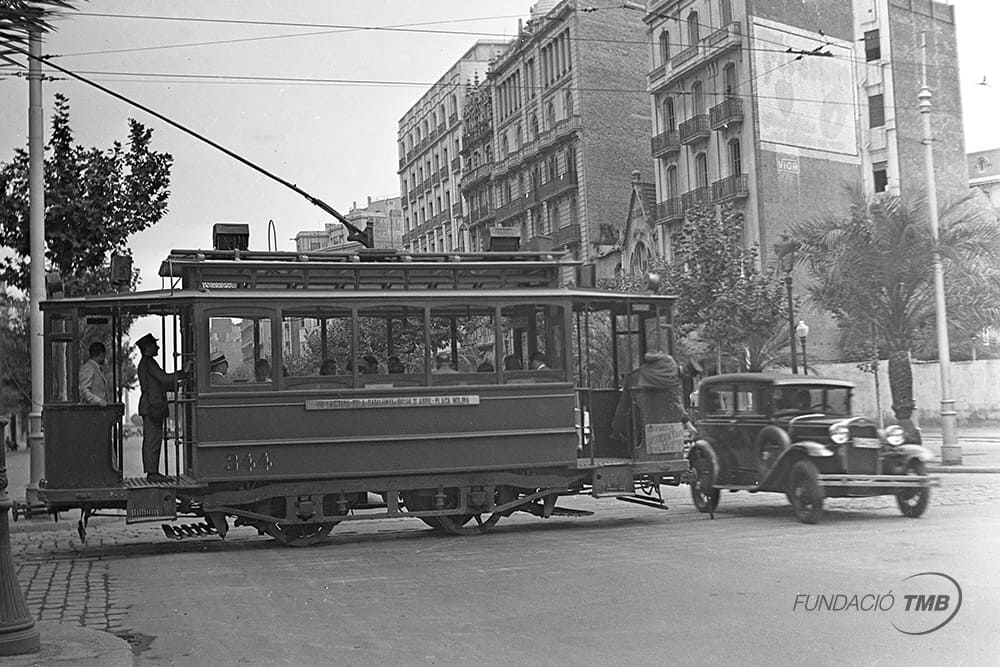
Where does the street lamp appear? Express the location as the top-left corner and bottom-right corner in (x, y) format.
(797, 320), (810, 374)
(774, 235), (799, 374)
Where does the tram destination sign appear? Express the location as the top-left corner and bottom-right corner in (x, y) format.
(305, 395), (480, 410)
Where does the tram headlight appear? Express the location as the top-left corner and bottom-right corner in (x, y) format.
(829, 421), (850, 445)
(884, 424), (905, 446)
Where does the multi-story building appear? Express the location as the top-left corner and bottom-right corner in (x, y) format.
(293, 196), (403, 253)
(460, 0), (652, 268)
(968, 148), (1000, 209)
(642, 0), (965, 360)
(397, 41), (509, 254)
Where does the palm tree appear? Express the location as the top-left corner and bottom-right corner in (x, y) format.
(1, 1), (77, 52)
(789, 187), (1000, 437)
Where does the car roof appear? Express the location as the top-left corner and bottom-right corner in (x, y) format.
(699, 373), (855, 389)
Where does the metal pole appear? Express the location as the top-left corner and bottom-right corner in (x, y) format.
(0, 419), (41, 655)
(785, 275), (798, 374)
(799, 336), (807, 375)
(26, 30), (45, 505)
(919, 33), (960, 464)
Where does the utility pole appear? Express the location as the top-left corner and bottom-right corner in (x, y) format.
(919, 32), (960, 464)
(27, 29), (46, 503)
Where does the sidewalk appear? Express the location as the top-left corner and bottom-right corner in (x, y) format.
(919, 424), (1000, 473)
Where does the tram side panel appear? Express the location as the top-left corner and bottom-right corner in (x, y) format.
(192, 383), (578, 482)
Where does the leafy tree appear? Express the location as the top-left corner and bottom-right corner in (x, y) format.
(0, 93), (172, 292)
(789, 187), (1000, 436)
(0, 293), (31, 417)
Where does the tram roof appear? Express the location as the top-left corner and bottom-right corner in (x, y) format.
(41, 286), (677, 313)
(158, 249), (578, 291)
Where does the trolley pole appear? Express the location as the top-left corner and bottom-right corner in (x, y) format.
(0, 419), (41, 656)
(919, 32), (960, 464)
(27, 29), (46, 504)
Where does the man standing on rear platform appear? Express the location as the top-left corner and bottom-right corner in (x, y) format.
(136, 333), (183, 483)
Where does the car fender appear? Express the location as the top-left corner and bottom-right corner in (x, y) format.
(887, 444), (934, 464)
(687, 440), (720, 481)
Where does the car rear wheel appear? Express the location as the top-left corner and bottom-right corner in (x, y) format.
(690, 456), (720, 514)
(788, 460), (824, 524)
(895, 460), (930, 518)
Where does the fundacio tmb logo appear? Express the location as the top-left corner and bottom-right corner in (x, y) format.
(793, 572), (962, 635)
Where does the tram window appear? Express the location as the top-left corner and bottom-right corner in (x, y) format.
(643, 311), (672, 355)
(499, 304), (566, 382)
(208, 316), (271, 384)
(573, 309), (614, 388)
(50, 340), (71, 402)
(357, 306), (426, 384)
(429, 305), (496, 379)
(281, 309), (352, 378)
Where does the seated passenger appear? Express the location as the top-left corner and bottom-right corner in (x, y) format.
(477, 359), (495, 372)
(433, 352), (458, 374)
(254, 358), (272, 383)
(529, 351), (548, 370)
(210, 353), (232, 385)
(363, 354), (380, 374)
(319, 359), (338, 375)
(387, 356), (405, 374)
(503, 354), (523, 371)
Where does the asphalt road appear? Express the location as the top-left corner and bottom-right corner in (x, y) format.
(15, 475), (995, 666)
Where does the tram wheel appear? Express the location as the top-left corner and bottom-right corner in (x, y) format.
(262, 522), (335, 547)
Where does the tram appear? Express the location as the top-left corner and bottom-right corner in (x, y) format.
(37, 228), (689, 546)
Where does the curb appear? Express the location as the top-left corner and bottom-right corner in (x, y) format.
(928, 466), (1000, 474)
(0, 621), (132, 666)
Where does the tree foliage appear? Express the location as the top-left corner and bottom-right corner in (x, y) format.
(789, 187), (1000, 429)
(0, 93), (172, 293)
(0, 0), (78, 54)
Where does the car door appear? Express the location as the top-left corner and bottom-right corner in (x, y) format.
(699, 382), (738, 483)
(731, 383), (770, 481)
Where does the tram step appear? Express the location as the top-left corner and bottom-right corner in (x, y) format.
(615, 495), (669, 511)
(162, 522), (218, 540)
(518, 503), (594, 518)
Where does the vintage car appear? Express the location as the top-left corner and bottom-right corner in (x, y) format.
(686, 373), (940, 523)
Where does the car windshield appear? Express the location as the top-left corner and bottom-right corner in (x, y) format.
(772, 385), (851, 417)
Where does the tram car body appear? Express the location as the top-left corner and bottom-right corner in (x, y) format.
(38, 242), (688, 545)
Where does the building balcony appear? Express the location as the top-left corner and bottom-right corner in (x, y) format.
(468, 206), (495, 226)
(432, 170), (443, 185)
(441, 169), (450, 182)
(448, 112), (458, 127)
(460, 163), (493, 190)
(539, 170), (578, 201)
(552, 224), (581, 247)
(650, 21), (743, 93)
(408, 190), (418, 204)
(679, 115), (711, 144)
(712, 174), (749, 202)
(655, 198), (684, 223)
(682, 186), (713, 210)
(495, 196), (527, 223)
(651, 130), (681, 158)
(452, 202), (463, 217)
(451, 157), (461, 173)
(398, 156), (406, 170)
(710, 97), (744, 130)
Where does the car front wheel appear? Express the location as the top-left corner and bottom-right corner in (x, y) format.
(895, 460), (931, 518)
(788, 460), (824, 524)
(690, 455), (720, 514)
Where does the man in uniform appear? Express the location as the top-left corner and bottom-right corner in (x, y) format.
(79, 341), (111, 406)
(210, 353), (232, 384)
(136, 333), (183, 483)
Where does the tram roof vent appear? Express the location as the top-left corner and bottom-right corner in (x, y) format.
(213, 223), (250, 251)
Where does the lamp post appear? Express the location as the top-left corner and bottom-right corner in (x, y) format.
(797, 320), (810, 375)
(0, 419), (40, 656)
(774, 235), (799, 374)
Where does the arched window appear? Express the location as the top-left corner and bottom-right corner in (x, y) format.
(451, 94), (458, 116)
(663, 96), (676, 132)
(666, 164), (678, 199)
(472, 150), (480, 168)
(564, 90), (574, 118)
(720, 0), (732, 25)
(530, 113), (539, 139)
(546, 102), (556, 129)
(631, 242), (651, 277)
(728, 139), (742, 176)
(659, 30), (670, 65)
(723, 63), (737, 99)
(692, 80), (705, 115)
(687, 11), (700, 46)
(695, 152), (709, 188)
(515, 123), (523, 149)
(500, 133), (509, 157)
(431, 112), (437, 128)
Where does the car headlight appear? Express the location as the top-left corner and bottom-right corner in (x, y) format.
(829, 421), (850, 444)
(884, 424), (905, 446)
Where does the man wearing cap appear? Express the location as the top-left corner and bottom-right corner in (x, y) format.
(136, 333), (183, 483)
(210, 353), (232, 384)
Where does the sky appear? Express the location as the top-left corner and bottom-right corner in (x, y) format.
(1, 0), (998, 314)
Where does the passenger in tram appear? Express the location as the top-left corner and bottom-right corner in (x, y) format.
(477, 359), (495, 372)
(503, 354), (523, 370)
(387, 356), (405, 374)
(433, 352), (458, 373)
(136, 333), (184, 483)
(210, 353), (232, 384)
(254, 358), (272, 383)
(79, 341), (111, 406)
(611, 349), (694, 441)
(529, 351), (549, 370)
(363, 354), (380, 374)
(319, 359), (338, 375)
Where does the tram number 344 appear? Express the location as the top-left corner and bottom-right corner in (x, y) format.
(224, 451), (273, 473)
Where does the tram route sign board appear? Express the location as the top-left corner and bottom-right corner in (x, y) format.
(304, 395), (481, 410)
(645, 422), (686, 454)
